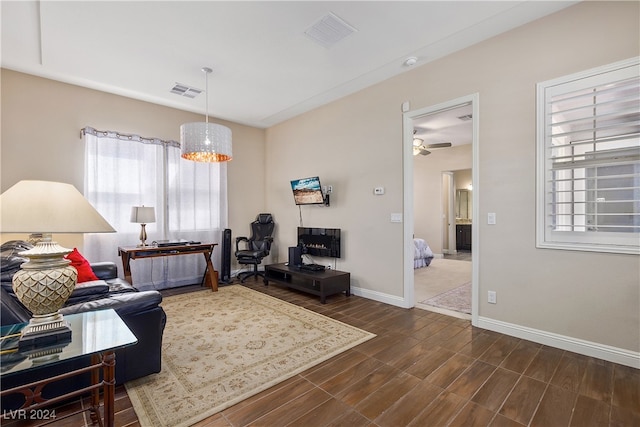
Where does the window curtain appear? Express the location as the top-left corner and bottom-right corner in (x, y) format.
(82, 127), (227, 290)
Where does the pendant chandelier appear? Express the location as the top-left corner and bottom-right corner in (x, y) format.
(180, 67), (232, 162)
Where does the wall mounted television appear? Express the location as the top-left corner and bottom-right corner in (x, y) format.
(298, 227), (341, 258)
(290, 176), (325, 205)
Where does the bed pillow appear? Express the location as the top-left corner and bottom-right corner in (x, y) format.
(65, 248), (99, 283)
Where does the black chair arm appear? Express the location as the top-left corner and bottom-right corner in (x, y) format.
(60, 290), (163, 317)
(90, 262), (118, 280)
(65, 281), (111, 305)
(0, 287), (31, 325)
(263, 236), (274, 252)
(235, 236), (249, 252)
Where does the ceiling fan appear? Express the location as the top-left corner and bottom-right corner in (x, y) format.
(413, 129), (452, 156)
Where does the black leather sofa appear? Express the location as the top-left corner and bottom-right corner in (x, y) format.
(1, 241), (166, 409)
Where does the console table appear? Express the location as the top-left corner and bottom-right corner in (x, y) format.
(264, 263), (350, 304)
(0, 309), (137, 427)
(118, 243), (219, 291)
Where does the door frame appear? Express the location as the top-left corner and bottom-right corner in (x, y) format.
(442, 171), (457, 255)
(402, 93), (480, 325)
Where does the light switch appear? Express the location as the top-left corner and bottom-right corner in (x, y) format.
(391, 213), (403, 223)
(488, 212), (496, 225)
(374, 187), (385, 195)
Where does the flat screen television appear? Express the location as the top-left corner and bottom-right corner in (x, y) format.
(298, 227), (341, 258)
(290, 176), (325, 205)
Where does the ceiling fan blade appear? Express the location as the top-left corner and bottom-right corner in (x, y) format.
(425, 142), (452, 149)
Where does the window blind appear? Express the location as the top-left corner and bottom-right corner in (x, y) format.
(537, 58), (640, 253)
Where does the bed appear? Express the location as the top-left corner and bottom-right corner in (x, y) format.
(414, 238), (434, 268)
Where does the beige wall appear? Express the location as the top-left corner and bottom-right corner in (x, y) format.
(265, 2), (640, 355)
(0, 69), (266, 270)
(1, 2), (638, 359)
(454, 169), (472, 192)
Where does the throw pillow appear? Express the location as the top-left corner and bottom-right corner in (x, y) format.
(65, 248), (99, 283)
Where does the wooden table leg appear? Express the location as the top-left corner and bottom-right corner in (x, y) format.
(119, 252), (133, 285)
(103, 351), (116, 427)
(89, 355), (101, 425)
(203, 250), (218, 291)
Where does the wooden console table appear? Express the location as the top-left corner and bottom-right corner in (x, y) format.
(118, 243), (219, 291)
(264, 263), (350, 304)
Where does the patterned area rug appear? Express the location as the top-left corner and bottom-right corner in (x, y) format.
(125, 285), (375, 427)
(419, 282), (471, 314)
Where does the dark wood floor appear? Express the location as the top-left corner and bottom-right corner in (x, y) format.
(7, 278), (640, 427)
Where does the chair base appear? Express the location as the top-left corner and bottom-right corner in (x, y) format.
(237, 263), (264, 283)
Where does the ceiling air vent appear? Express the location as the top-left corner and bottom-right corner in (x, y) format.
(305, 12), (357, 48)
(457, 114), (473, 121)
(170, 83), (202, 99)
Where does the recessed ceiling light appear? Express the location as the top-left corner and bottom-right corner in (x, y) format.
(403, 57), (418, 67)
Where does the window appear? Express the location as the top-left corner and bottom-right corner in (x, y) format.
(82, 127), (228, 289)
(536, 58), (640, 254)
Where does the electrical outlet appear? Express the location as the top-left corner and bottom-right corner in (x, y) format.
(488, 290), (497, 304)
(325, 264), (332, 270)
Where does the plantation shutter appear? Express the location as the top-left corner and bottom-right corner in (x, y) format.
(537, 58), (640, 254)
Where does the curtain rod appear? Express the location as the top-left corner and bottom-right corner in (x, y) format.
(80, 126), (180, 148)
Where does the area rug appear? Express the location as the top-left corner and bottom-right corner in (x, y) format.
(419, 282), (471, 314)
(125, 285), (375, 427)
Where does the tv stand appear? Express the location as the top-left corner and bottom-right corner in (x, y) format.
(264, 263), (350, 304)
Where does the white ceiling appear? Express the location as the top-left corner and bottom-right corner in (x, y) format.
(413, 103), (473, 148)
(1, 1), (576, 129)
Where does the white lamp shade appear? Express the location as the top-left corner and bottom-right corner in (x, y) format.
(130, 206), (156, 224)
(0, 180), (115, 233)
(180, 122), (232, 162)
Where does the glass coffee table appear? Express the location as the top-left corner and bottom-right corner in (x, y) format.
(0, 309), (137, 426)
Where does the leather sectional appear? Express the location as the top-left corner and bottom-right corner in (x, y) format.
(1, 240), (166, 409)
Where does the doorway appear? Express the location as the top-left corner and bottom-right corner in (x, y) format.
(445, 168), (473, 259)
(402, 94), (479, 324)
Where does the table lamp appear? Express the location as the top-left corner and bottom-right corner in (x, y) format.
(130, 206), (155, 247)
(0, 180), (115, 346)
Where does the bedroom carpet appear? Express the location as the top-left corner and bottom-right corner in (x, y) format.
(125, 285), (375, 427)
(415, 258), (472, 317)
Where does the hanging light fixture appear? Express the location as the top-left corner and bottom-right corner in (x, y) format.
(180, 67), (232, 162)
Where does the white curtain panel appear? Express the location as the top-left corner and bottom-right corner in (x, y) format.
(82, 128), (227, 290)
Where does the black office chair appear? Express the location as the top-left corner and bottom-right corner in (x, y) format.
(235, 213), (275, 283)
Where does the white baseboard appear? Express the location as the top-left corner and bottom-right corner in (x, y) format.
(249, 278), (639, 369)
(477, 316), (640, 369)
(350, 286), (411, 308)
